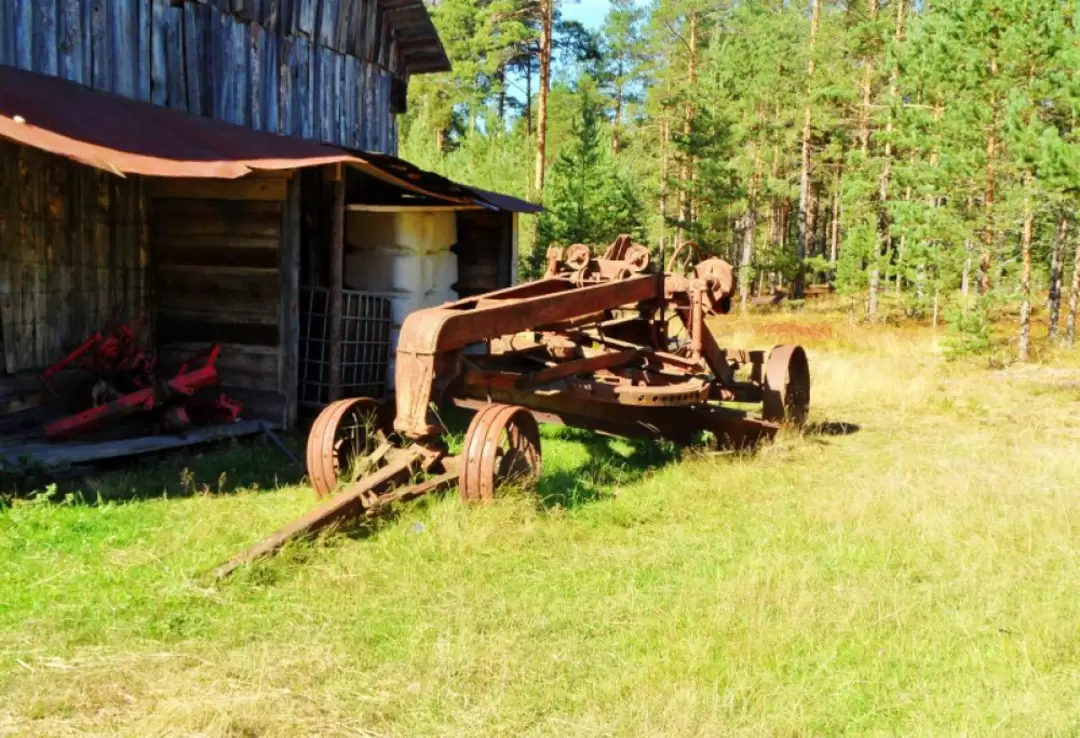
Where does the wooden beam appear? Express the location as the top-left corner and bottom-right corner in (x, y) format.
(146, 175), (289, 201)
(0, 419), (266, 468)
(328, 164), (344, 402)
(279, 174), (301, 429)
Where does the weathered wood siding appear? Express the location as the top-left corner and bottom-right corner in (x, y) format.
(0, 0), (405, 154)
(0, 140), (148, 374)
(150, 176), (294, 426)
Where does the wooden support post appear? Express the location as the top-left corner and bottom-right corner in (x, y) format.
(328, 164), (344, 402)
(279, 174), (301, 428)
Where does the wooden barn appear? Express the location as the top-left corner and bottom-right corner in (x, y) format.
(0, 0), (538, 462)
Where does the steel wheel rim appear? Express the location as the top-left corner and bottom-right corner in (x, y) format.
(460, 404), (542, 502)
(306, 397), (388, 497)
(763, 345), (810, 425)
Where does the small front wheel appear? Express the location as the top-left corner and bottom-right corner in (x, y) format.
(306, 397), (393, 497)
(460, 404), (542, 502)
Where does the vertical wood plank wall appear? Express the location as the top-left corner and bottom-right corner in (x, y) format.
(149, 176), (293, 426)
(0, 0), (406, 154)
(0, 140), (148, 374)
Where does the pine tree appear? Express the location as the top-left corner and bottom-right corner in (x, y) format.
(532, 90), (647, 275)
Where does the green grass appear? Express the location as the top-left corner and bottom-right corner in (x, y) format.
(3, 314), (1080, 736)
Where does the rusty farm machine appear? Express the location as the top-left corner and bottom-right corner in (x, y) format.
(216, 237), (810, 575)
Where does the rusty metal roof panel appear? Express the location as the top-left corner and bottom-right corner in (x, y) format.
(0, 65), (536, 212)
(465, 186), (544, 215)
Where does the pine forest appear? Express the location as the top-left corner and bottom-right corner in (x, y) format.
(401, 0), (1080, 360)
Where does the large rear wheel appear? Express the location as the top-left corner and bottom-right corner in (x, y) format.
(763, 345), (810, 425)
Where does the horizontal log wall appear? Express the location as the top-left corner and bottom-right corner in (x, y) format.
(0, 0), (403, 154)
(0, 140), (148, 374)
(150, 177), (294, 426)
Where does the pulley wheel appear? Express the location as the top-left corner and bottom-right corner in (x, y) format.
(625, 244), (652, 273)
(763, 345), (810, 425)
(460, 404), (542, 502)
(306, 397), (393, 497)
(565, 244), (592, 270)
(694, 257), (736, 312)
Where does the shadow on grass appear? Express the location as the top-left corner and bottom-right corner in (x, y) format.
(4, 434), (307, 505)
(803, 420), (861, 437)
(535, 427), (683, 509)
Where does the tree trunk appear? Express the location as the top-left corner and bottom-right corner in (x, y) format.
(659, 116), (670, 267)
(739, 210), (756, 311)
(858, 0), (879, 151)
(770, 126), (782, 250)
(496, 67), (506, 128)
(740, 152), (762, 311)
(534, 0), (553, 194)
(830, 186), (840, 272)
(981, 59), (999, 294)
(1049, 214), (1068, 339)
(612, 60), (625, 155)
(678, 12), (698, 246)
(1067, 226), (1080, 346)
(862, 0), (881, 318)
(867, 266), (879, 319)
(961, 239), (973, 314)
(894, 185), (911, 294)
(524, 55), (533, 137)
(795, 0), (820, 300)
(1018, 175), (1034, 361)
(873, 0), (904, 314)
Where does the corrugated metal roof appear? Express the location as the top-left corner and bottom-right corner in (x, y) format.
(0, 65), (539, 213)
(464, 186), (545, 215)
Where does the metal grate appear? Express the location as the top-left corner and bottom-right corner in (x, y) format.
(298, 287), (392, 409)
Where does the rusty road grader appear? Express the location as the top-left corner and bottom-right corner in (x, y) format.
(215, 237), (810, 576)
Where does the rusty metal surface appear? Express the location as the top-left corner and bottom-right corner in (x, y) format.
(0, 66), (540, 214)
(215, 444), (430, 578)
(763, 345), (812, 424)
(221, 235), (812, 576)
(460, 404), (542, 502)
(306, 397), (393, 497)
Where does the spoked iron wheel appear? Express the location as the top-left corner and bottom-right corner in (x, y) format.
(460, 404), (542, 502)
(306, 397), (394, 498)
(762, 345), (811, 425)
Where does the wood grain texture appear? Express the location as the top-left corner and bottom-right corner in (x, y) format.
(163, 1), (186, 109)
(4, 0), (405, 154)
(0, 141), (148, 372)
(150, 0), (168, 105)
(147, 176), (289, 202)
(184, 2), (211, 115)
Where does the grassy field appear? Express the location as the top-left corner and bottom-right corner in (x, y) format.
(3, 310), (1080, 736)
